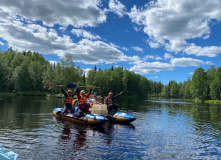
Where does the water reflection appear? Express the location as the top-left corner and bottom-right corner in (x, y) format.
(61, 122), (72, 140)
(1, 96), (221, 159)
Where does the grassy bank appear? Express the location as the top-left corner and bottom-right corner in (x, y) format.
(0, 92), (16, 96)
(150, 97), (221, 105)
(0, 91), (48, 96)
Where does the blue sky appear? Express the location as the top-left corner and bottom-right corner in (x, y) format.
(0, 0), (221, 84)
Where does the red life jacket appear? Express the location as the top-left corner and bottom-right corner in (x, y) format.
(104, 96), (112, 105)
(65, 96), (73, 104)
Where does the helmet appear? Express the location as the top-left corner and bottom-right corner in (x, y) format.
(68, 90), (72, 93)
(94, 92), (97, 95)
(109, 92), (113, 95)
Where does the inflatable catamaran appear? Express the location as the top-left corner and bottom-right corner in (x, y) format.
(53, 107), (108, 124)
(53, 99), (136, 124)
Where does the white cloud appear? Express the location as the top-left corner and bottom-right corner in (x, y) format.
(170, 57), (205, 67)
(144, 55), (154, 60)
(155, 56), (162, 60)
(205, 61), (214, 65)
(189, 72), (193, 75)
(130, 62), (175, 74)
(133, 26), (142, 32)
(144, 55), (162, 61)
(0, 41), (4, 46)
(151, 76), (159, 79)
(128, 56), (142, 64)
(128, 0), (221, 57)
(122, 47), (129, 51)
(130, 57), (213, 74)
(0, 21), (138, 64)
(49, 60), (58, 66)
(184, 44), (221, 57)
(0, 0), (106, 27)
(109, 0), (126, 17)
(132, 46), (143, 52)
(148, 41), (160, 49)
(83, 68), (92, 77)
(164, 53), (174, 60)
(71, 29), (101, 40)
(0, 22), (72, 53)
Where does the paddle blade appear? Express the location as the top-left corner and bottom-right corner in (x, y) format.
(67, 84), (78, 88)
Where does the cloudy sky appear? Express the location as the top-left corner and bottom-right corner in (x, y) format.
(0, 0), (221, 84)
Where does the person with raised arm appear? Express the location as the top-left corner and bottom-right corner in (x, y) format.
(104, 91), (123, 115)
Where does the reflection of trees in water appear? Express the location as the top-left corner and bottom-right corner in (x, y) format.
(0, 96), (49, 130)
(56, 118), (135, 151)
(151, 101), (221, 141)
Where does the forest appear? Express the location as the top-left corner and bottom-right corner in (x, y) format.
(0, 49), (221, 100)
(150, 66), (221, 101)
(0, 49), (151, 97)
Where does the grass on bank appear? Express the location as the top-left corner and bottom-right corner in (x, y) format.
(0, 91), (48, 96)
(150, 95), (221, 105)
(1, 91), (221, 104)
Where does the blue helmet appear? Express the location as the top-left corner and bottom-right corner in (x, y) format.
(94, 92), (97, 95)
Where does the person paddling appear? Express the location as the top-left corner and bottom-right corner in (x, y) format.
(75, 88), (92, 117)
(61, 86), (76, 114)
(104, 91), (123, 115)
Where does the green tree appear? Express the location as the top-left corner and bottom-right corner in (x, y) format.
(169, 80), (178, 98)
(210, 67), (221, 100)
(184, 78), (191, 99)
(190, 67), (208, 101)
(12, 58), (32, 91)
(86, 69), (96, 86)
(161, 85), (170, 99)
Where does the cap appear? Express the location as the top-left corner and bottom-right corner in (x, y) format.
(80, 90), (85, 94)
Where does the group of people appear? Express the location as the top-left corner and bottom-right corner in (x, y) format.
(61, 86), (123, 117)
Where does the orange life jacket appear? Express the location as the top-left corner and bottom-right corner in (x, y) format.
(65, 96), (73, 104)
(104, 96), (112, 105)
(79, 96), (88, 109)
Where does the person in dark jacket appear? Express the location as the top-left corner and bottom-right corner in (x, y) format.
(104, 91), (123, 115)
(61, 86), (76, 114)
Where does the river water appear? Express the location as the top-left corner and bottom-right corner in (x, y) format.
(1, 95), (221, 159)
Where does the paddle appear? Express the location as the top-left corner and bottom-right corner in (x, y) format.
(45, 83), (64, 87)
(67, 84), (101, 88)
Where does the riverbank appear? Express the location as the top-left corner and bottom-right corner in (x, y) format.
(151, 97), (221, 104)
(0, 91), (48, 96)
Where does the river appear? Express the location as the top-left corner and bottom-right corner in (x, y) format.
(1, 95), (221, 159)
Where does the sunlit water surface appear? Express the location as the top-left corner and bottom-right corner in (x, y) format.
(1, 96), (221, 159)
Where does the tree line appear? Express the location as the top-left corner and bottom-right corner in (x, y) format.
(1, 49), (220, 100)
(0, 49), (151, 97)
(150, 66), (221, 101)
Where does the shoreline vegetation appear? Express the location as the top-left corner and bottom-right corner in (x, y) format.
(1, 92), (221, 105)
(1, 49), (221, 103)
(0, 49), (150, 98)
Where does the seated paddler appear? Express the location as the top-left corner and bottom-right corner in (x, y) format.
(91, 92), (98, 101)
(75, 88), (92, 117)
(61, 86), (76, 114)
(104, 91), (123, 115)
